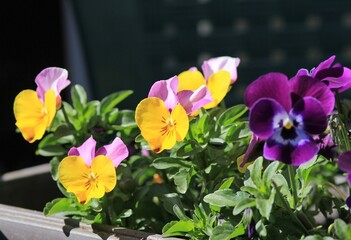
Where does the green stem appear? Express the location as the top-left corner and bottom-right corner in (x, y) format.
(60, 105), (74, 129)
(288, 165), (298, 209)
(273, 181), (309, 234)
(334, 91), (351, 152)
(322, 181), (347, 201)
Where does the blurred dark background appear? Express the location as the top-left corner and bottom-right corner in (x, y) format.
(2, 0), (351, 174)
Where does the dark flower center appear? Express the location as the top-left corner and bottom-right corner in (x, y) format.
(281, 124), (297, 140)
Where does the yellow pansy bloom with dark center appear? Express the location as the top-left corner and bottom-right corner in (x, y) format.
(58, 155), (116, 204)
(135, 97), (189, 153)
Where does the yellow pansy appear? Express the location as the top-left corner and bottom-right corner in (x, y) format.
(135, 97), (189, 153)
(58, 155), (116, 204)
(13, 89), (56, 143)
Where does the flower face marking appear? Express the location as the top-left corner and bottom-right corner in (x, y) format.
(58, 136), (128, 204)
(135, 97), (189, 153)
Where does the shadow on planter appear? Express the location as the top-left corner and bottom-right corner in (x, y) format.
(0, 164), (183, 240)
(0, 163), (62, 211)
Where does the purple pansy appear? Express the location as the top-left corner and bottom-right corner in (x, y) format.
(244, 72), (330, 165)
(295, 55), (351, 93)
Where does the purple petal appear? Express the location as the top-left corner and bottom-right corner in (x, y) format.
(241, 134), (263, 167)
(68, 136), (96, 166)
(289, 75), (335, 115)
(290, 97), (328, 135)
(323, 67), (351, 92)
(35, 67), (71, 102)
(201, 56), (240, 84)
(178, 85), (213, 115)
(249, 98), (289, 139)
(346, 196), (351, 209)
(96, 137), (129, 168)
(338, 151), (351, 174)
(244, 72), (292, 111)
(264, 130), (318, 166)
(148, 76), (179, 110)
(311, 55), (335, 77)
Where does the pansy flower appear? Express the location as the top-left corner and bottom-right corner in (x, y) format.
(178, 56), (240, 112)
(136, 75), (214, 153)
(244, 72), (331, 165)
(295, 55), (351, 93)
(58, 136), (128, 204)
(13, 67), (71, 143)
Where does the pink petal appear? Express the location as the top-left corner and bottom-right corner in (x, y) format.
(178, 85), (213, 115)
(202, 56), (240, 84)
(148, 76), (179, 110)
(96, 137), (129, 167)
(68, 136), (96, 166)
(35, 67), (71, 102)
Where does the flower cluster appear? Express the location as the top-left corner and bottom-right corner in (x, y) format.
(12, 55), (351, 239)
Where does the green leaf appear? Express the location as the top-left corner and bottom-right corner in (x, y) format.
(219, 177), (234, 190)
(176, 140), (203, 157)
(256, 188), (276, 219)
(151, 157), (193, 170)
(162, 220), (195, 237)
(333, 218), (351, 240)
(173, 168), (195, 194)
(218, 104), (248, 126)
(49, 157), (60, 181)
(211, 222), (245, 240)
(71, 84), (87, 114)
(262, 161), (280, 191)
(233, 198), (256, 215)
(44, 198), (85, 216)
(204, 189), (246, 207)
(161, 193), (184, 216)
(248, 156), (263, 190)
(100, 90), (133, 114)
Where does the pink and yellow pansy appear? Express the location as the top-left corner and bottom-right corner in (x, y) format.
(13, 67), (71, 143)
(135, 75), (212, 153)
(58, 136), (129, 204)
(178, 56), (240, 112)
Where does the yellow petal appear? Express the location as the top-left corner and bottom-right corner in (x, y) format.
(135, 98), (189, 153)
(178, 70), (206, 92)
(171, 104), (189, 142)
(58, 156), (91, 203)
(90, 155), (117, 193)
(58, 155), (117, 204)
(203, 70), (231, 109)
(13, 89), (56, 143)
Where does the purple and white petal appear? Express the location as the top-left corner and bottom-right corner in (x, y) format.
(202, 56), (240, 84)
(244, 72), (292, 111)
(290, 97), (328, 135)
(68, 135), (96, 166)
(264, 130), (318, 166)
(96, 137), (129, 168)
(249, 98), (288, 139)
(289, 76), (335, 115)
(148, 76), (179, 110)
(178, 85), (213, 115)
(35, 67), (70, 102)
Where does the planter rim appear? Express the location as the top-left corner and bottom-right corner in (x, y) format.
(0, 203), (183, 240)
